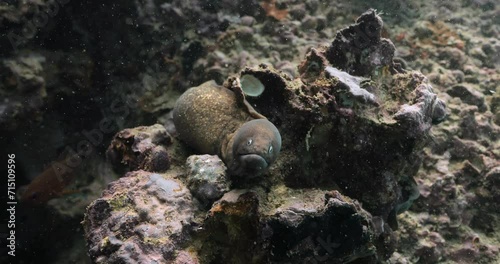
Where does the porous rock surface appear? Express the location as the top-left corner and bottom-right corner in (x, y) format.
(83, 170), (200, 264)
(185, 154), (231, 208)
(106, 124), (173, 173)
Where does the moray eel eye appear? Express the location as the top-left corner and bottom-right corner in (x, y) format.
(247, 139), (253, 146)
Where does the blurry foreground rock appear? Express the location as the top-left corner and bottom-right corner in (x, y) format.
(106, 124), (173, 173)
(84, 10), (448, 263)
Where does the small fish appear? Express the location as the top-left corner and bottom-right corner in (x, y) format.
(260, 0), (289, 21)
(18, 155), (78, 204)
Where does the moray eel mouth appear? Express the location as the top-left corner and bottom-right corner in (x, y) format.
(230, 153), (269, 177)
(228, 119), (281, 177)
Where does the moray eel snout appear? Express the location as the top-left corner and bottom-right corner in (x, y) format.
(231, 154), (268, 177)
(228, 119), (282, 177)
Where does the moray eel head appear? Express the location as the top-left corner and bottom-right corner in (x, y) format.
(228, 119), (281, 177)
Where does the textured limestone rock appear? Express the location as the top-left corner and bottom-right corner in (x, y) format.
(215, 11), (446, 260)
(237, 54), (445, 221)
(325, 9), (397, 77)
(83, 170), (199, 264)
(106, 124), (172, 173)
(197, 190), (263, 263)
(185, 155), (231, 207)
(265, 190), (379, 263)
(447, 84), (486, 111)
(193, 189), (382, 263)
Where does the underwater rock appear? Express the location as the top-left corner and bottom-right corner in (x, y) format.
(185, 155), (231, 207)
(301, 15), (318, 31)
(237, 63), (445, 221)
(194, 188), (383, 263)
(0, 54), (46, 131)
(229, 10), (447, 236)
(447, 84), (486, 111)
(470, 165), (500, 233)
(173, 80), (281, 178)
(456, 105), (499, 142)
(392, 73), (448, 130)
(395, 205), (500, 264)
(265, 190), (379, 263)
(325, 66), (378, 106)
(413, 231), (445, 263)
(197, 189), (263, 263)
(172, 250), (200, 264)
(298, 48), (329, 82)
(406, 97), (500, 263)
(106, 124), (172, 173)
(83, 170), (198, 264)
(0, 51), (94, 132)
(415, 173), (465, 223)
(324, 9), (397, 77)
(438, 47), (468, 70)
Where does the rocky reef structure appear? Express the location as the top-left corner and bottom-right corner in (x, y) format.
(3, 0), (498, 264)
(83, 10), (449, 263)
(239, 9), (446, 221)
(378, 1), (500, 262)
(0, 51), (93, 132)
(84, 158), (381, 263)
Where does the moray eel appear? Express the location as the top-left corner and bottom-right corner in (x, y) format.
(173, 80), (281, 177)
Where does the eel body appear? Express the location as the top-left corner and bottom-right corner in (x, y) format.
(173, 81), (281, 177)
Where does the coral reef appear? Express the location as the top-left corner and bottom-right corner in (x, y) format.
(84, 152), (382, 263)
(2, 0), (498, 263)
(83, 10), (449, 263)
(237, 10), (446, 224)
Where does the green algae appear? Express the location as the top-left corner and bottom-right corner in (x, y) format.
(108, 193), (133, 211)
